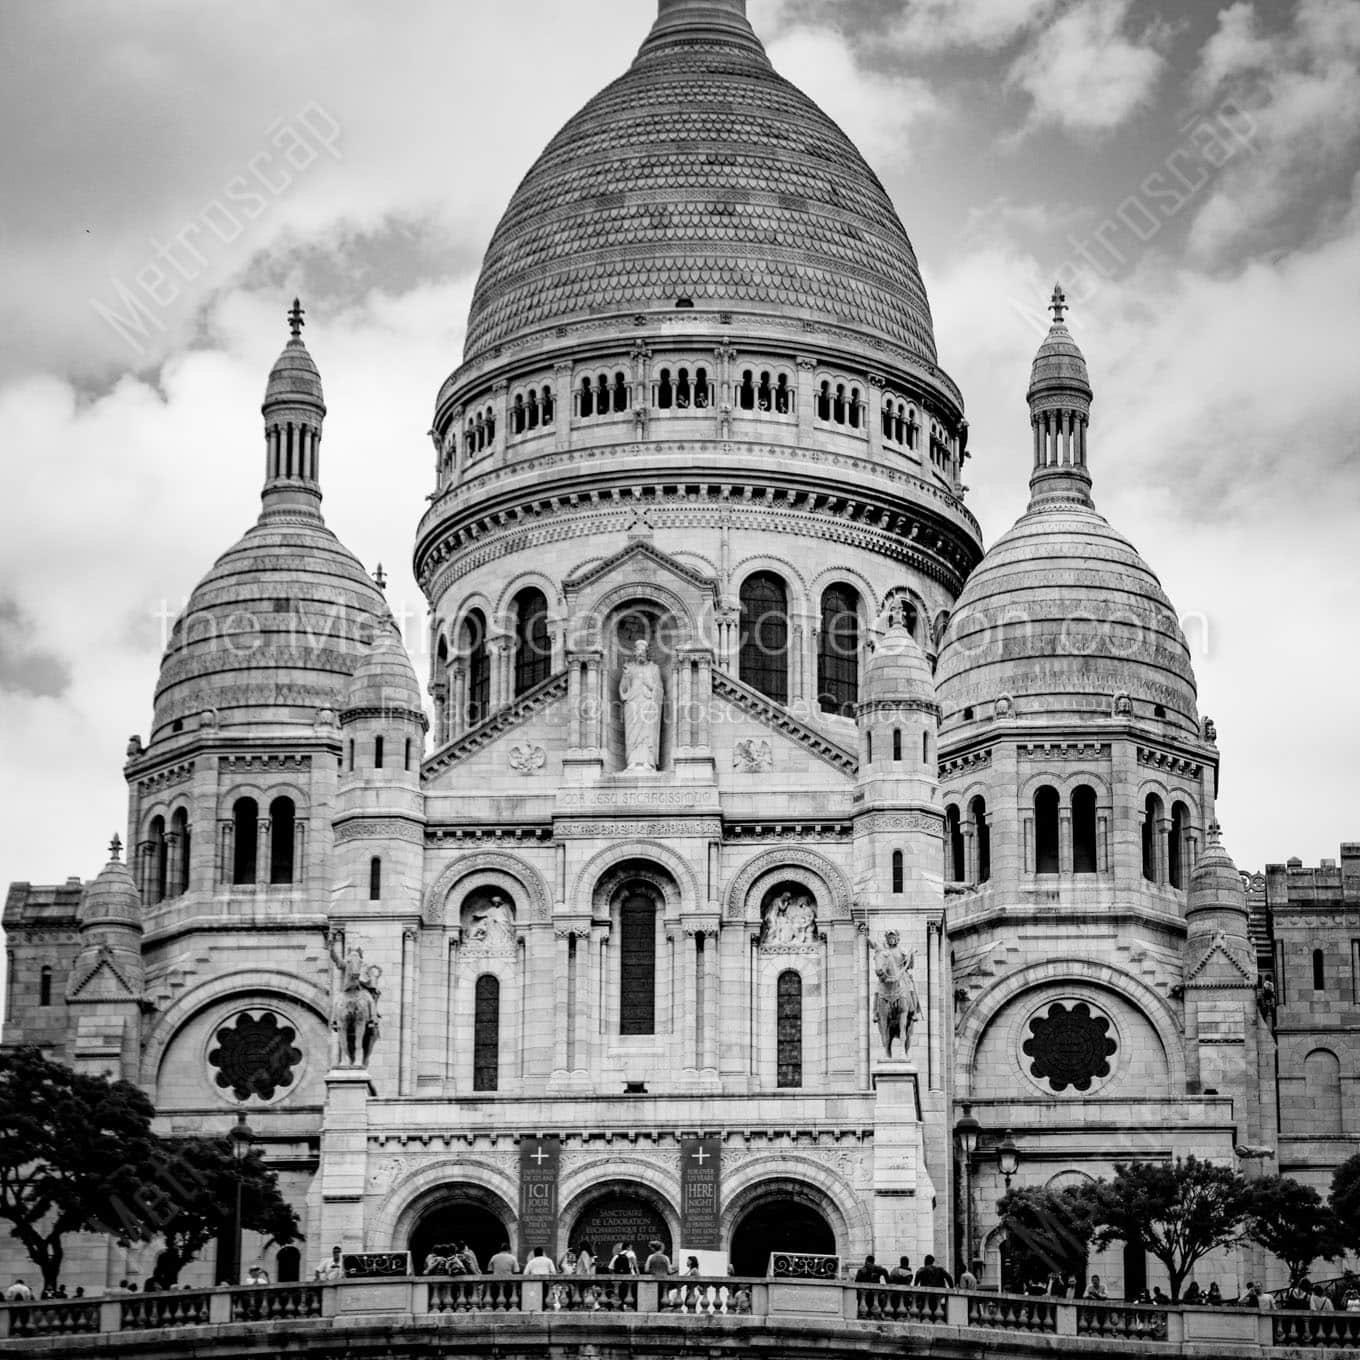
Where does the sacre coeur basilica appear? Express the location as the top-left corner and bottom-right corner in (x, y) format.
(5, 0), (1356, 1303)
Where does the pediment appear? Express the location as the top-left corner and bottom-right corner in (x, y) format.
(1185, 932), (1256, 987)
(68, 950), (137, 1002)
(712, 670), (857, 777)
(423, 673), (568, 787)
(562, 539), (720, 621)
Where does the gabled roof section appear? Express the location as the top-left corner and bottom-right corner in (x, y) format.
(712, 670), (857, 775)
(562, 539), (719, 603)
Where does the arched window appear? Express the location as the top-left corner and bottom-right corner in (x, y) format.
(849, 386), (862, 428)
(473, 975), (500, 1092)
(946, 804), (965, 882)
(1034, 786), (1060, 874)
(657, 367), (673, 409)
(464, 610), (489, 727)
(374, 735), (384, 769)
(541, 384), (555, 424)
(269, 796), (295, 885)
(1142, 794), (1163, 882)
(579, 375), (595, 417)
(512, 588), (550, 696)
(738, 369), (755, 409)
(816, 381), (831, 421)
(922, 729), (931, 765)
(619, 891), (656, 1035)
(776, 970), (802, 1088)
(739, 571), (789, 703)
(232, 797), (258, 885)
(1072, 785), (1098, 874)
(1313, 948), (1326, 992)
(675, 366), (691, 407)
(511, 393), (525, 434)
(893, 729), (903, 762)
(39, 965), (52, 1007)
(970, 796), (991, 884)
(1168, 801), (1189, 888)
(891, 850), (904, 894)
(404, 738), (412, 771)
(694, 366), (710, 408)
(148, 815), (167, 905)
(276, 1246), (300, 1283)
(774, 373), (791, 414)
(172, 807), (190, 896)
(612, 371), (629, 412)
(817, 584), (859, 716)
(369, 856), (382, 901)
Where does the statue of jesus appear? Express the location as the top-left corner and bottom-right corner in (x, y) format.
(619, 637), (663, 771)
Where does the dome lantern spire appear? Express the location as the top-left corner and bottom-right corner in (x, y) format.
(260, 297), (326, 518)
(1027, 283), (1093, 509)
(640, 0), (762, 57)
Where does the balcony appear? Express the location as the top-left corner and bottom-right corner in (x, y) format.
(2, 1277), (1356, 1357)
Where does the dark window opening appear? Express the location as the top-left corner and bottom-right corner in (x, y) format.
(1169, 802), (1188, 888)
(1313, 948), (1326, 992)
(817, 584), (859, 715)
(739, 571), (789, 703)
(369, 856), (381, 901)
(1142, 795), (1162, 882)
(891, 850), (904, 895)
(892, 728), (902, 762)
(619, 892), (657, 1035)
(465, 609), (490, 727)
(971, 796), (991, 884)
(374, 735), (384, 769)
(1073, 785), (1098, 874)
(1035, 786), (1060, 874)
(513, 588), (551, 696)
(946, 804), (965, 882)
(473, 974), (500, 1091)
(776, 970), (802, 1088)
(269, 796), (295, 884)
(39, 965), (52, 1007)
(232, 797), (258, 885)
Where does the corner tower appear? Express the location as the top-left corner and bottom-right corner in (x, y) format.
(936, 291), (1247, 1295)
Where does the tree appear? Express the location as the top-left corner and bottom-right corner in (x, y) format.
(145, 1137), (301, 1286)
(1078, 1157), (1250, 1302)
(995, 1185), (1093, 1292)
(1331, 1154), (1360, 1255)
(0, 1047), (160, 1289)
(1244, 1176), (1345, 1285)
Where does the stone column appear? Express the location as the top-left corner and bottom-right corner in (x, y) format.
(1156, 817), (1171, 884)
(451, 661), (467, 739)
(553, 361), (571, 451)
(219, 820), (232, 886)
(256, 817), (271, 886)
(573, 929), (592, 1073)
(867, 374), (885, 457)
(446, 936), (460, 1089)
(431, 681), (449, 745)
(795, 357), (815, 438)
(963, 824), (978, 886)
(400, 927), (418, 1096)
(552, 930), (572, 1073)
(678, 656), (694, 750)
(702, 929), (719, 1071)
(1058, 807), (1073, 875)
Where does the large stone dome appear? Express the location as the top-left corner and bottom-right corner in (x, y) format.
(463, 0), (936, 365)
(935, 500), (1198, 737)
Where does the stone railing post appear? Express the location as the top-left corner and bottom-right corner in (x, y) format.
(99, 1299), (121, 1332)
(946, 1291), (969, 1327)
(209, 1289), (232, 1323)
(635, 1279), (660, 1313)
(521, 1278), (544, 1311)
(1055, 1300), (1076, 1336)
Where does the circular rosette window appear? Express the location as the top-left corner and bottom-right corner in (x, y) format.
(1022, 1000), (1117, 1093)
(207, 1010), (303, 1102)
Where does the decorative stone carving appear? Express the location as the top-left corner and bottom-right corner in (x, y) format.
(329, 931), (381, 1068)
(733, 738), (773, 773)
(760, 890), (816, 949)
(464, 894), (517, 951)
(509, 743), (546, 774)
(1022, 1001), (1116, 1092)
(207, 1010), (302, 1101)
(620, 637), (664, 771)
(871, 931), (921, 1059)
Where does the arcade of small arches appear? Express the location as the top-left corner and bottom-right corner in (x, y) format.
(397, 1174), (846, 1280)
(940, 785), (1201, 886)
(429, 575), (937, 744)
(435, 348), (964, 488)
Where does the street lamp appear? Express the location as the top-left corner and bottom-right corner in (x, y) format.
(228, 1113), (256, 1285)
(953, 1103), (981, 1279)
(995, 1128), (1020, 1189)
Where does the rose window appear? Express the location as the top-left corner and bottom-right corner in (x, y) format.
(1023, 1001), (1116, 1092)
(208, 1010), (302, 1101)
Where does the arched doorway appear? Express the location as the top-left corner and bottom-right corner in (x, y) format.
(730, 1199), (835, 1277)
(409, 1200), (508, 1273)
(570, 1190), (672, 1260)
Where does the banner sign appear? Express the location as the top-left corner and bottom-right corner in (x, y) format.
(518, 1135), (561, 1258)
(679, 1136), (722, 1249)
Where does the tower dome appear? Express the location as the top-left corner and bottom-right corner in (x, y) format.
(936, 289), (1197, 736)
(342, 608), (425, 722)
(150, 303), (386, 745)
(78, 835), (142, 930)
(861, 608), (937, 708)
(463, 0), (936, 365)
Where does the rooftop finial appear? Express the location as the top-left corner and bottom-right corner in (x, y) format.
(109, 832), (123, 863)
(1048, 283), (1067, 325)
(373, 563), (387, 591)
(288, 297), (305, 340)
(1208, 818), (1222, 845)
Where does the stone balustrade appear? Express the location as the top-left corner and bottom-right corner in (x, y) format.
(1, 1278), (1356, 1356)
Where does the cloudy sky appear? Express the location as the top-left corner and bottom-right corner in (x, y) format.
(1, 0), (1357, 890)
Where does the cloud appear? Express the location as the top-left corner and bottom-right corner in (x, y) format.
(1006, 0), (1167, 138)
(1187, 0), (1360, 260)
(0, 598), (72, 698)
(764, 23), (939, 164)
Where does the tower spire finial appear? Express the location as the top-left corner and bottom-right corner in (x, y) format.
(109, 832), (122, 863)
(288, 298), (305, 340)
(1048, 283), (1067, 325)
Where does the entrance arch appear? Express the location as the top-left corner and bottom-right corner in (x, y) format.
(568, 1188), (673, 1259)
(408, 1190), (512, 1272)
(730, 1198), (835, 1277)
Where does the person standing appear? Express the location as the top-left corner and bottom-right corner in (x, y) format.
(523, 1248), (556, 1276)
(888, 1256), (912, 1284)
(3, 1280), (32, 1302)
(959, 1264), (979, 1291)
(573, 1243), (596, 1276)
(644, 1241), (672, 1276)
(488, 1243), (519, 1276)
